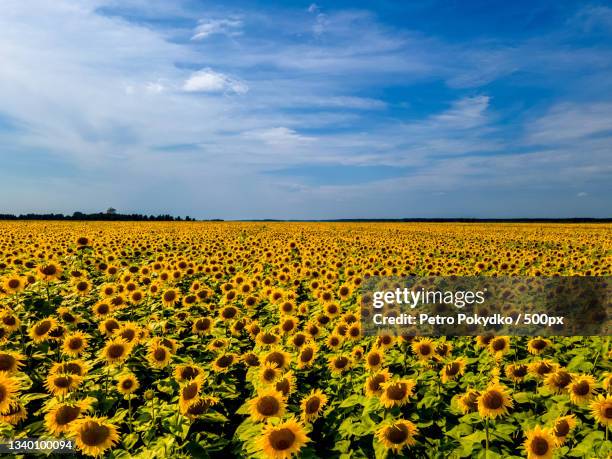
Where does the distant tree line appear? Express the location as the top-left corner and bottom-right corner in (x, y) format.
(0, 212), (203, 221)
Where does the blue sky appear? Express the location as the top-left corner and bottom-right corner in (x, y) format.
(0, 0), (611, 218)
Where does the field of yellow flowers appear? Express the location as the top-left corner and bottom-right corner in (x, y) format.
(0, 221), (610, 458)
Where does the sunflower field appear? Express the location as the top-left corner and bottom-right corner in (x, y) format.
(0, 221), (610, 458)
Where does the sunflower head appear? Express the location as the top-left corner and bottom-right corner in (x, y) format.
(477, 384), (513, 419)
(379, 379), (416, 408)
(62, 332), (89, 357)
(116, 373), (139, 396)
(300, 389), (328, 422)
(0, 373), (20, 414)
(552, 415), (576, 445)
(174, 364), (204, 382)
(45, 373), (82, 397)
(45, 400), (91, 436)
(376, 419), (418, 453)
(590, 394), (612, 427)
(568, 374), (596, 405)
(544, 368), (573, 394)
(365, 369), (392, 398)
(441, 358), (467, 383)
(523, 425), (556, 459)
(0, 351), (24, 373)
(412, 338), (435, 360)
(505, 363), (528, 382)
(248, 388), (286, 422)
(70, 416), (119, 457)
(257, 418), (309, 458)
(457, 389), (480, 414)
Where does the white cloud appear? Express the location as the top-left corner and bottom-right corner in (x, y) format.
(246, 127), (314, 145)
(432, 95), (490, 128)
(182, 68), (248, 94)
(191, 18), (242, 41)
(577, 191), (588, 197)
(308, 4), (319, 14)
(145, 81), (164, 93)
(527, 102), (612, 144)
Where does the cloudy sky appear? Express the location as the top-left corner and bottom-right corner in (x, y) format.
(1, 0), (611, 219)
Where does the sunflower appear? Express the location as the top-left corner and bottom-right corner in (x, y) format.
(590, 394), (612, 427)
(115, 323), (140, 345)
(365, 348), (384, 371)
(326, 333), (343, 350)
(300, 389), (328, 422)
(552, 415), (576, 445)
(297, 344), (317, 369)
(161, 288), (180, 307)
(289, 333), (307, 349)
(248, 388), (286, 422)
(274, 372), (295, 396)
(45, 399), (91, 436)
(260, 362), (282, 385)
(98, 318), (120, 336)
(62, 332), (89, 357)
(116, 373), (139, 396)
(0, 312), (20, 332)
(457, 389), (480, 414)
(568, 374), (596, 404)
(219, 305), (239, 321)
(192, 317), (213, 335)
(257, 417), (309, 459)
(435, 341), (453, 358)
(2, 275), (25, 294)
(242, 352), (261, 368)
(527, 337), (552, 355)
(179, 379), (203, 413)
(505, 363), (528, 383)
(328, 355), (352, 375)
(488, 336), (510, 357)
(475, 334), (494, 348)
(256, 331), (281, 347)
(29, 317), (58, 343)
(45, 373), (82, 397)
(379, 379), (416, 408)
(375, 419), (418, 453)
(528, 360), (558, 379)
(0, 351), (24, 373)
(544, 368), (573, 394)
(263, 349), (291, 371)
(0, 373), (20, 414)
(412, 338), (435, 360)
(376, 333), (395, 350)
(74, 280), (92, 296)
(441, 358), (467, 383)
(1, 402), (27, 425)
(50, 360), (89, 377)
(37, 262), (62, 281)
(279, 316), (298, 335)
(174, 364), (204, 382)
(212, 353), (237, 373)
(101, 338), (132, 365)
(523, 425), (556, 459)
(207, 338), (230, 352)
(477, 384), (513, 419)
(148, 343), (172, 369)
(70, 416), (119, 457)
(365, 368), (392, 398)
(346, 323), (361, 340)
(184, 395), (219, 419)
(57, 307), (78, 325)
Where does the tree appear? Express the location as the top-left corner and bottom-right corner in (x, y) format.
(106, 207), (117, 215)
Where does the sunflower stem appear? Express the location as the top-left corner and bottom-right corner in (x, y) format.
(485, 419), (490, 459)
(128, 396), (132, 432)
